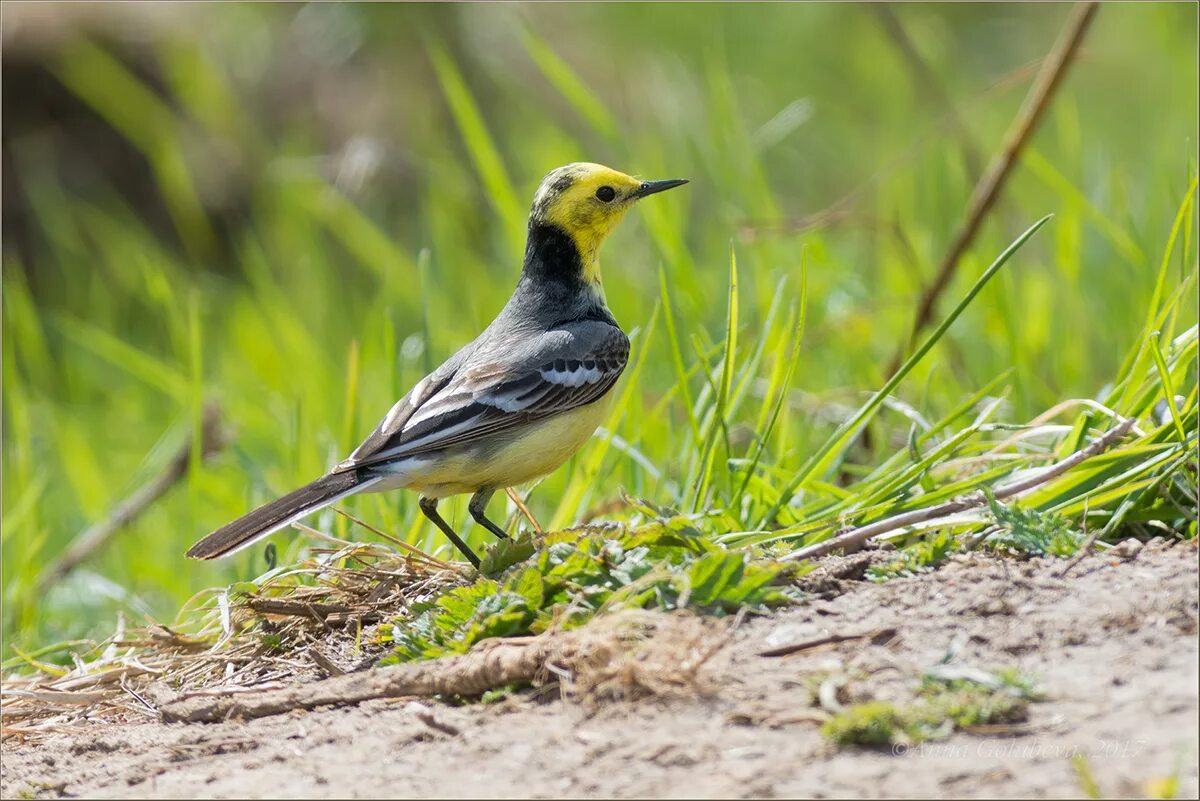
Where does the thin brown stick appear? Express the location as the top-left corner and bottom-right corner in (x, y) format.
(36, 403), (226, 592)
(2, 689), (113, 705)
(410, 704), (462, 736)
(887, 1), (1099, 376)
(872, 5), (984, 180)
(784, 416), (1135, 562)
(308, 647), (346, 677)
(756, 627), (897, 658)
(506, 487), (544, 533)
(244, 598), (355, 618)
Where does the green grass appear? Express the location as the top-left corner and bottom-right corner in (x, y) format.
(2, 4), (1197, 653)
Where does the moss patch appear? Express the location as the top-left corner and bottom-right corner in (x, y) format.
(822, 669), (1037, 748)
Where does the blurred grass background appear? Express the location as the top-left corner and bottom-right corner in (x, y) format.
(2, 2), (1197, 650)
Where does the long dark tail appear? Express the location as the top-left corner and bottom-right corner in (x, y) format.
(186, 472), (377, 559)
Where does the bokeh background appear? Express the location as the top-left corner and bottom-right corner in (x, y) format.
(3, 2), (1197, 650)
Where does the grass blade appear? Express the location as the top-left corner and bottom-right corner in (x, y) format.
(759, 214), (1052, 527)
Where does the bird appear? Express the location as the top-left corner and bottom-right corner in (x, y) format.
(186, 163), (688, 567)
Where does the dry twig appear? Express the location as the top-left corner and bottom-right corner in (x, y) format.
(784, 416), (1134, 562)
(506, 487), (544, 533)
(756, 627), (897, 658)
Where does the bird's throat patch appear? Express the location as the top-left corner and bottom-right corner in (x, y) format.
(547, 205), (627, 286)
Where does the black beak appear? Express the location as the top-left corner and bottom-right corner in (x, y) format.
(632, 178), (689, 199)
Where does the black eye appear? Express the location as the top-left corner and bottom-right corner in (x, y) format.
(595, 186), (616, 202)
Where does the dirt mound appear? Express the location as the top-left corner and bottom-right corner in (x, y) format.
(2, 541), (1196, 799)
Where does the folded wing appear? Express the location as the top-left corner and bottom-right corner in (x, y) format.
(338, 321), (629, 470)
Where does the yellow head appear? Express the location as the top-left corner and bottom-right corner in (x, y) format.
(529, 163), (687, 280)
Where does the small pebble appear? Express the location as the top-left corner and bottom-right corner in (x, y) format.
(1112, 539), (1144, 560)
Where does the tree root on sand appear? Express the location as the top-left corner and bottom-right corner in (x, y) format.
(161, 612), (721, 724)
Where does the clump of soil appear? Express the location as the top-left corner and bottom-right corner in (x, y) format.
(2, 541), (1196, 799)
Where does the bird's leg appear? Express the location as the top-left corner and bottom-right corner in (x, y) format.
(418, 496), (480, 568)
(505, 487), (544, 533)
(468, 489), (511, 541)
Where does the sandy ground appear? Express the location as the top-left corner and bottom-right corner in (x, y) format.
(2, 540), (1196, 799)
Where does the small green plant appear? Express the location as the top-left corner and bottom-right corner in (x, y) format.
(985, 492), (1083, 557)
(479, 684), (522, 704)
(379, 520), (798, 665)
(917, 677), (1030, 730)
(866, 530), (958, 581)
(257, 631), (284, 652)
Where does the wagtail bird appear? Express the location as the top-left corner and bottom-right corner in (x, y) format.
(187, 163), (687, 567)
